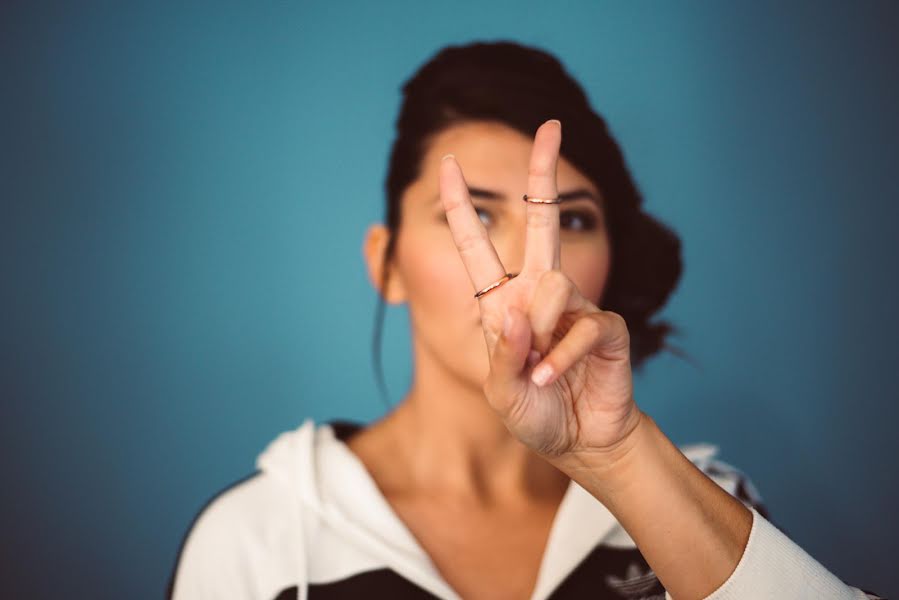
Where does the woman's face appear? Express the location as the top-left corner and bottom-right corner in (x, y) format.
(369, 120), (612, 389)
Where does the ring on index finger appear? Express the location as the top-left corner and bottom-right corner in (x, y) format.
(522, 194), (561, 204)
(474, 272), (519, 299)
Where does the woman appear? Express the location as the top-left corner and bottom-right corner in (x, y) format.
(168, 41), (883, 600)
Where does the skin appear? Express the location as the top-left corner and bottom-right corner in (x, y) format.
(360, 119), (752, 600)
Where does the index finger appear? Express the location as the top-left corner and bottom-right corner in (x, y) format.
(438, 153), (507, 298)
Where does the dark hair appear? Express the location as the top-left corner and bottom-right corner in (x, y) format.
(372, 40), (689, 408)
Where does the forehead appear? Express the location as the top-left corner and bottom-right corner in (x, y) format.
(422, 120), (599, 194)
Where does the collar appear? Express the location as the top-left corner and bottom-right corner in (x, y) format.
(316, 421), (628, 600)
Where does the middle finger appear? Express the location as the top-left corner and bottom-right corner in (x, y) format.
(522, 119), (562, 274)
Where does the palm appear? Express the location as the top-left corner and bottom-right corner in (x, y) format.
(439, 120), (640, 460)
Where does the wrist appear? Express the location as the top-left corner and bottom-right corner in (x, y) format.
(550, 406), (650, 490)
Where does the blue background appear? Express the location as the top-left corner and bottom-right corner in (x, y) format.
(2, 1), (897, 598)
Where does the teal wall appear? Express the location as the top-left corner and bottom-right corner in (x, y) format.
(2, 1), (896, 597)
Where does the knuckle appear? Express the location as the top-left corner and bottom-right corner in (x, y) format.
(528, 163), (551, 178)
(604, 311), (631, 344)
(443, 196), (463, 212)
(540, 269), (570, 289)
(526, 210), (553, 229)
(456, 231), (488, 254)
(584, 314), (606, 339)
(607, 310), (628, 331)
(541, 271), (574, 302)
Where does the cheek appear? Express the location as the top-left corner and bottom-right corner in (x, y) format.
(562, 241), (612, 306)
(398, 228), (480, 330)
(396, 225), (494, 382)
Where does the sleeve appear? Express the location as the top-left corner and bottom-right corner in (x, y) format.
(167, 493), (258, 600)
(664, 463), (885, 600)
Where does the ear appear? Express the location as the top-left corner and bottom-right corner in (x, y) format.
(362, 223), (407, 304)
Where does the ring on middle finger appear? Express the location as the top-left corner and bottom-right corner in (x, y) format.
(522, 194), (561, 204)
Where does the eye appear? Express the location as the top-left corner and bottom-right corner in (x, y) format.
(475, 206), (493, 227)
(560, 210), (598, 232)
(437, 207), (494, 227)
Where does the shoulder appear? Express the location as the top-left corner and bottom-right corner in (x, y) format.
(167, 470), (300, 599)
(176, 469), (293, 552)
(167, 419), (331, 600)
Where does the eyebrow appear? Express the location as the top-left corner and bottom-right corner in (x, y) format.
(435, 186), (603, 209)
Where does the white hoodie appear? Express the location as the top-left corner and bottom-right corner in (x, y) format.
(168, 418), (883, 600)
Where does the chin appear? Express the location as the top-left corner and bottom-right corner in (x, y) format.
(447, 331), (491, 389)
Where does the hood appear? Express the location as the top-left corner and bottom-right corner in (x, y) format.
(254, 418), (463, 600)
(255, 418), (319, 600)
(253, 417), (729, 600)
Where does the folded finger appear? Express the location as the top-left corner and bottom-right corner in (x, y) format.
(531, 311), (628, 387)
(528, 270), (595, 356)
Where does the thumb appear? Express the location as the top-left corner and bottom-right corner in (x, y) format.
(484, 305), (532, 414)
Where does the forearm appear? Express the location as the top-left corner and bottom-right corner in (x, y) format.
(553, 410), (753, 600)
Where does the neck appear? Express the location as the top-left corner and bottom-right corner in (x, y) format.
(378, 345), (570, 508)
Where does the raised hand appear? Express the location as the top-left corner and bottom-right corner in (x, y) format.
(438, 119), (643, 462)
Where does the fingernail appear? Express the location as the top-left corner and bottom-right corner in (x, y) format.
(531, 363), (553, 386)
(547, 119), (561, 127)
(442, 153), (455, 161)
